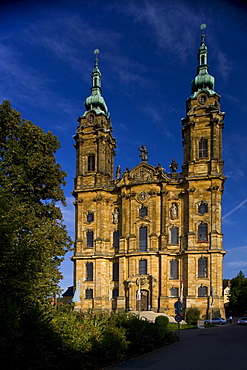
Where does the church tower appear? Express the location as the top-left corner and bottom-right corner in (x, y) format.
(181, 26), (225, 315)
(72, 50), (117, 311)
(72, 28), (225, 318)
(74, 49), (116, 190)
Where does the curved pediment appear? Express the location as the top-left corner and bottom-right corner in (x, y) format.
(116, 162), (170, 187)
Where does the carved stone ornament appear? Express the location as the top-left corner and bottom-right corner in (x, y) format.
(133, 168), (153, 183)
(136, 277), (147, 287)
(138, 191), (147, 202)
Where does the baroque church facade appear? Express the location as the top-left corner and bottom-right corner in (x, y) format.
(72, 32), (226, 318)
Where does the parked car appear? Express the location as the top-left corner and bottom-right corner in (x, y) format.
(238, 317), (247, 325)
(204, 317), (227, 325)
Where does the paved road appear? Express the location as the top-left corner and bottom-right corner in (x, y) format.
(106, 322), (247, 370)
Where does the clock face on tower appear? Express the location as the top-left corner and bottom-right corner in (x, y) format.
(87, 114), (95, 123)
(198, 94), (207, 105)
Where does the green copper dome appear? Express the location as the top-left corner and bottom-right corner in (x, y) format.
(191, 32), (215, 97)
(84, 50), (108, 115)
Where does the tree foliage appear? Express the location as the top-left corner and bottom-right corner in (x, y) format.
(229, 270), (247, 315)
(0, 100), (72, 304)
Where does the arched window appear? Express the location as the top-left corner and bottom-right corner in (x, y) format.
(198, 285), (208, 297)
(198, 257), (208, 278)
(198, 223), (208, 242)
(139, 259), (147, 275)
(170, 287), (178, 298)
(170, 260), (178, 279)
(139, 226), (147, 252)
(139, 205), (148, 217)
(85, 289), (93, 299)
(87, 212), (94, 223)
(198, 202), (208, 215)
(198, 138), (208, 158)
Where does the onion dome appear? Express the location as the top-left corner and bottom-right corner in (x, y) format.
(84, 49), (108, 115)
(191, 25), (215, 97)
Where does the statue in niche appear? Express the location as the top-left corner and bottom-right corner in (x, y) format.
(116, 165), (121, 180)
(170, 159), (178, 173)
(138, 145), (148, 162)
(170, 203), (178, 220)
(112, 208), (119, 224)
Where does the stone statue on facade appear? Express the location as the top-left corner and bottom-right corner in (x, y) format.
(170, 203), (178, 219)
(138, 145), (148, 162)
(170, 159), (178, 173)
(116, 165), (121, 179)
(112, 208), (119, 224)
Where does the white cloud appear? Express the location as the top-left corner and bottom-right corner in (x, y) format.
(113, 0), (200, 62)
(223, 198), (247, 220)
(227, 261), (247, 267)
(224, 245), (247, 279)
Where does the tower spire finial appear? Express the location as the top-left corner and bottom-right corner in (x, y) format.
(191, 24), (215, 97)
(94, 49), (99, 62)
(200, 23), (206, 35)
(83, 49), (108, 115)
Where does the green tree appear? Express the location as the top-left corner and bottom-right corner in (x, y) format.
(229, 271), (247, 315)
(0, 100), (72, 304)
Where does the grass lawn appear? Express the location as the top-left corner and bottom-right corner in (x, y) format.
(168, 323), (198, 330)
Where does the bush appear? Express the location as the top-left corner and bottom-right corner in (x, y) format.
(1, 306), (178, 369)
(185, 307), (201, 325)
(112, 313), (177, 358)
(92, 325), (128, 366)
(155, 315), (169, 328)
(0, 300), (62, 370)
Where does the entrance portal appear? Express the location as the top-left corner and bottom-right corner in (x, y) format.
(136, 289), (149, 311)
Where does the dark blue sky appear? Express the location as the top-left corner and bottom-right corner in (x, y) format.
(1, 0), (247, 291)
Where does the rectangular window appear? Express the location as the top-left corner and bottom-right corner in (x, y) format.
(170, 227), (179, 244)
(86, 231), (94, 248)
(170, 287), (178, 298)
(113, 262), (119, 281)
(198, 257), (208, 278)
(88, 154), (95, 171)
(86, 262), (93, 281)
(85, 289), (93, 299)
(198, 286), (208, 297)
(139, 259), (147, 275)
(113, 230), (120, 249)
(139, 226), (147, 252)
(198, 139), (208, 158)
(170, 260), (178, 279)
(198, 224), (208, 242)
(112, 289), (119, 299)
